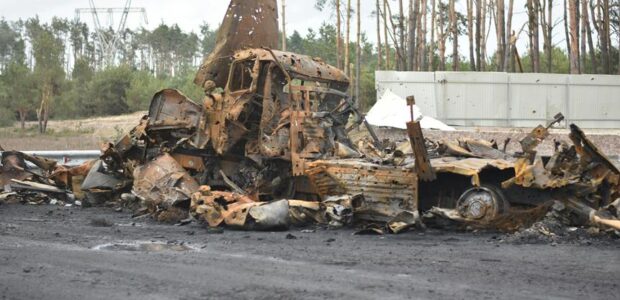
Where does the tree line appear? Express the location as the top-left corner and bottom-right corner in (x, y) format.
(0, 17), (218, 130)
(309, 0), (619, 74)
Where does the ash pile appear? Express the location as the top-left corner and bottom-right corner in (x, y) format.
(2, 0), (619, 242)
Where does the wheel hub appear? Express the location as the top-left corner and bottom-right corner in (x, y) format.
(457, 186), (507, 221)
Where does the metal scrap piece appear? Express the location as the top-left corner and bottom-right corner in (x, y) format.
(194, 0), (279, 90)
(406, 96), (436, 181)
(82, 160), (127, 191)
(322, 195), (354, 227)
(190, 187), (256, 227)
(569, 124), (620, 176)
(519, 113), (565, 160)
(20, 153), (58, 172)
(288, 199), (327, 225)
(519, 125), (549, 159)
(305, 160), (418, 222)
(440, 141), (479, 158)
(0, 151), (31, 188)
(247, 199), (290, 230)
(431, 157), (514, 186)
(8, 179), (66, 194)
(148, 89), (202, 131)
(387, 210), (421, 234)
(49, 160), (96, 189)
(463, 139), (513, 161)
(190, 187), (292, 230)
(132, 153), (200, 213)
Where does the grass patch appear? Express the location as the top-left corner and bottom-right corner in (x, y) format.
(0, 125), (95, 138)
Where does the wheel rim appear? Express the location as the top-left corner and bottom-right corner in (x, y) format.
(456, 186), (506, 221)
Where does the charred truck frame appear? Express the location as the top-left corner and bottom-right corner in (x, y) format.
(95, 44), (620, 232)
(142, 48), (360, 199)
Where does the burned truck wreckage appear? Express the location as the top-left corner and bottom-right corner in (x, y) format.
(1, 0), (619, 237)
(2, 59), (620, 235)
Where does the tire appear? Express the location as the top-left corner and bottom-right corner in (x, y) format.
(456, 184), (510, 222)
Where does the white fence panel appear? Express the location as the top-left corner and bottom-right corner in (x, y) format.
(436, 72), (509, 126)
(568, 75), (620, 128)
(375, 71), (620, 128)
(375, 72), (437, 116)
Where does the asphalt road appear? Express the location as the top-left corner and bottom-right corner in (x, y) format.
(0, 204), (618, 300)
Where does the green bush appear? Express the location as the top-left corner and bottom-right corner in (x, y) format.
(0, 108), (15, 127)
(84, 65), (133, 117)
(126, 70), (166, 112)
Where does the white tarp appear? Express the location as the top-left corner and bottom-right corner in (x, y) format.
(366, 90), (455, 131)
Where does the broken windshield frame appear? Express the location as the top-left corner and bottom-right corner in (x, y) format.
(225, 57), (260, 94)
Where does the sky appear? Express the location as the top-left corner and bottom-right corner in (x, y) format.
(0, 0), (372, 39)
(0, 0), (575, 55)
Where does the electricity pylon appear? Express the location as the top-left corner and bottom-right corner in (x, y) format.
(75, 0), (148, 67)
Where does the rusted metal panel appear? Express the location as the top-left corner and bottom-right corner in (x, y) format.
(0, 152), (32, 188)
(49, 160), (96, 189)
(408, 121), (435, 181)
(132, 153), (199, 222)
(305, 159), (418, 222)
(289, 111), (332, 176)
(190, 187), (257, 228)
(406, 96), (436, 181)
(290, 111), (306, 176)
(147, 89), (202, 130)
(569, 124), (620, 175)
(431, 157), (514, 186)
(171, 154), (205, 172)
(232, 49), (349, 84)
(194, 0), (279, 90)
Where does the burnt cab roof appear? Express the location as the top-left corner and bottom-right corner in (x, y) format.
(232, 48), (349, 84)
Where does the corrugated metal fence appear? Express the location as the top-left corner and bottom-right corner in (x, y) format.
(375, 71), (620, 128)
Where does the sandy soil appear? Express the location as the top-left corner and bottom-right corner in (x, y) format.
(0, 204), (618, 299)
(0, 112), (145, 151)
(2, 112), (620, 157)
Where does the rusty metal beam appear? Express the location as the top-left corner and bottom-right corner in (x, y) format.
(406, 96), (436, 182)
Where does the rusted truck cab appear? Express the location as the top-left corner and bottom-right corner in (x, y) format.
(143, 49), (359, 200)
(198, 50), (355, 170)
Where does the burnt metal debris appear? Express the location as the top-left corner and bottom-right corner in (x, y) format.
(1, 0), (619, 238)
(0, 150), (91, 205)
(3, 104), (619, 234)
(194, 0), (279, 90)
